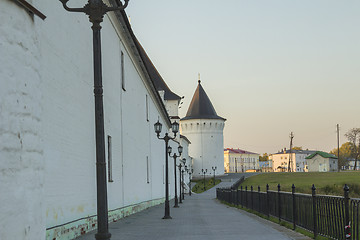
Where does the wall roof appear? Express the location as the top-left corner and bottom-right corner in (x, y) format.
(134, 38), (181, 101)
(224, 148), (259, 155)
(110, 2), (174, 126)
(271, 149), (317, 155)
(305, 151), (338, 159)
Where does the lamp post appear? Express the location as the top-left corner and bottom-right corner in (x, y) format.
(59, 1), (129, 239)
(212, 166), (217, 186)
(188, 169), (193, 196)
(154, 120), (179, 219)
(201, 169), (207, 191)
(178, 163), (183, 204)
(182, 164), (187, 200)
(168, 145), (183, 208)
(180, 158), (186, 201)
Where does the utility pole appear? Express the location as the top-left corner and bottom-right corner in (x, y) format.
(337, 124), (340, 172)
(288, 132), (294, 172)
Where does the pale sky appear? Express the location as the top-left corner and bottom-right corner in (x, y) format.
(126, 0), (360, 155)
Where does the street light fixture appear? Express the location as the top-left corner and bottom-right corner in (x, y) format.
(168, 145), (183, 208)
(188, 168), (193, 196)
(154, 120), (179, 219)
(178, 163), (183, 204)
(212, 166), (217, 186)
(201, 168), (207, 191)
(183, 164), (187, 200)
(59, 1), (129, 239)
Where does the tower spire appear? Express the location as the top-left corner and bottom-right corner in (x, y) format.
(198, 73), (201, 84)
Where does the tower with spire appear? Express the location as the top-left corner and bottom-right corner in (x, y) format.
(180, 77), (226, 178)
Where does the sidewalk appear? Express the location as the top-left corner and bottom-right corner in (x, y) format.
(77, 181), (310, 240)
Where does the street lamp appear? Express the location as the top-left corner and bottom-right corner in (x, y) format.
(188, 168), (193, 196)
(212, 166), (217, 186)
(182, 165), (187, 200)
(201, 169), (207, 191)
(154, 120), (179, 219)
(168, 145), (183, 208)
(59, 1), (129, 239)
(180, 158), (186, 201)
(178, 163), (183, 204)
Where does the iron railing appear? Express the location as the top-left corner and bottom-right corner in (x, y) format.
(217, 183), (359, 240)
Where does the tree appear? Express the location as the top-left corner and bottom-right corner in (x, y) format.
(292, 146), (302, 150)
(259, 153), (269, 161)
(330, 142), (353, 169)
(345, 128), (360, 170)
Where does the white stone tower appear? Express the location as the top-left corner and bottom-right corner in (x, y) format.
(180, 79), (226, 178)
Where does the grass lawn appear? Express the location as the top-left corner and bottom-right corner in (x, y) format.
(240, 171), (360, 198)
(192, 178), (221, 193)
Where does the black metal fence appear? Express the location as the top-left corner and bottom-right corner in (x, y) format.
(217, 183), (360, 240)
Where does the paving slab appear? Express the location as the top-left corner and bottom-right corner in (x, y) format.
(77, 181), (310, 240)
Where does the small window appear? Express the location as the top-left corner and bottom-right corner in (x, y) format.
(146, 95), (149, 122)
(146, 156), (150, 183)
(107, 135), (113, 182)
(121, 51), (125, 91)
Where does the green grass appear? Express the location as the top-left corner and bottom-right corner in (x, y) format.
(239, 172), (360, 198)
(220, 200), (328, 240)
(192, 178), (221, 193)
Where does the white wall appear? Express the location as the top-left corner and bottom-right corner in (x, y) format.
(224, 152), (260, 173)
(1, 1), (175, 239)
(0, 1), (45, 239)
(180, 119), (225, 178)
(166, 99), (179, 118)
(307, 156), (338, 172)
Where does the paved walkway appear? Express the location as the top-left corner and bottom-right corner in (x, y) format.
(77, 179), (310, 240)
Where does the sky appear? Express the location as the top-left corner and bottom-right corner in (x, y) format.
(125, 0), (360, 155)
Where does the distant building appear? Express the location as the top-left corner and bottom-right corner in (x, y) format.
(269, 149), (316, 172)
(259, 161), (273, 172)
(306, 151), (338, 172)
(345, 159), (360, 170)
(224, 148), (260, 173)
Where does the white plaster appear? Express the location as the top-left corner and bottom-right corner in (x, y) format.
(1, 1), (177, 239)
(180, 119), (225, 178)
(0, 1), (45, 239)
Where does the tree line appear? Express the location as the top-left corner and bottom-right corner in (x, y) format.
(330, 128), (360, 170)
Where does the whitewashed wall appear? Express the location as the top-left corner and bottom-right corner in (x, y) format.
(180, 119), (225, 178)
(0, 1), (45, 239)
(224, 152), (260, 172)
(165, 99), (179, 118)
(1, 1), (175, 239)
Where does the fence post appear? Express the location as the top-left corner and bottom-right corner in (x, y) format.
(236, 189), (239, 206)
(258, 186), (261, 213)
(227, 188), (231, 203)
(292, 184), (296, 230)
(266, 184), (270, 218)
(278, 184), (281, 222)
(232, 189), (236, 205)
(245, 186), (248, 208)
(251, 186), (254, 210)
(344, 184), (351, 240)
(312, 184), (317, 238)
(240, 186), (243, 208)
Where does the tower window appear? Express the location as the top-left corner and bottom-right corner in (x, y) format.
(121, 51), (125, 91)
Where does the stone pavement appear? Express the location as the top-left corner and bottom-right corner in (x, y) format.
(77, 179), (310, 240)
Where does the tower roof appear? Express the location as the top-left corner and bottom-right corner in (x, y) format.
(181, 80), (225, 121)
